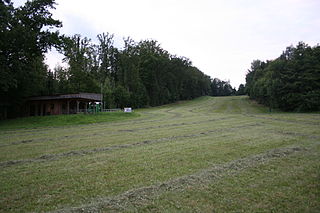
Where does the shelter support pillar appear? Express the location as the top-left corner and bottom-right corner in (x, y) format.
(76, 101), (79, 113)
(67, 100), (70, 114)
(26, 104), (30, 117)
(4, 107), (7, 119)
(40, 103), (43, 116)
(35, 104), (38, 116)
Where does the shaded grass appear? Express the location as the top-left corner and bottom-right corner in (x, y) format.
(0, 112), (139, 131)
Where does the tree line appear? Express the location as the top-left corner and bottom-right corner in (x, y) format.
(52, 34), (213, 109)
(245, 42), (320, 111)
(0, 0), (63, 118)
(1, 0), (240, 119)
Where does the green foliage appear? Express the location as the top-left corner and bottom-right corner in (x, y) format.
(210, 78), (235, 96)
(236, 84), (246, 95)
(0, 0), (62, 118)
(245, 42), (320, 112)
(61, 35), (100, 93)
(56, 35), (212, 108)
(113, 85), (130, 108)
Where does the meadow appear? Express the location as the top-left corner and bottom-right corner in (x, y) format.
(0, 96), (319, 212)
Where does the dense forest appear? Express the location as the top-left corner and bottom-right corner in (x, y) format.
(53, 34), (213, 108)
(0, 0), (238, 119)
(245, 42), (320, 111)
(1, 0), (63, 118)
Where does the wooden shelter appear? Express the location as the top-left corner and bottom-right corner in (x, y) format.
(26, 93), (102, 116)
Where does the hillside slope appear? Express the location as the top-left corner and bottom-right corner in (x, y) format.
(0, 96), (319, 212)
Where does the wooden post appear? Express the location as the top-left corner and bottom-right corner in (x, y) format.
(85, 102), (88, 114)
(4, 107), (7, 119)
(26, 103), (29, 117)
(67, 100), (70, 114)
(76, 101), (79, 113)
(40, 103), (43, 116)
(35, 104), (38, 116)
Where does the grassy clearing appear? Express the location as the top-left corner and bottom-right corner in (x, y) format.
(134, 145), (320, 213)
(0, 96), (319, 212)
(0, 112), (139, 131)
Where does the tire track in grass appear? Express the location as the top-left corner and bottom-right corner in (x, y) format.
(52, 145), (310, 213)
(0, 122), (263, 168)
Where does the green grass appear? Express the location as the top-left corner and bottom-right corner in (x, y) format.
(0, 96), (319, 212)
(0, 112), (139, 131)
(135, 146), (320, 213)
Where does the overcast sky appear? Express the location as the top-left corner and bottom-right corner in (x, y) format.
(13, 0), (320, 88)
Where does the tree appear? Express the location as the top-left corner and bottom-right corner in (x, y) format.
(236, 84), (246, 95)
(62, 34), (99, 93)
(0, 0), (62, 118)
(210, 78), (234, 96)
(113, 85), (130, 108)
(245, 42), (320, 112)
(54, 65), (70, 93)
(96, 32), (116, 85)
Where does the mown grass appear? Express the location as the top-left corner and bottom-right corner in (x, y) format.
(0, 112), (139, 131)
(135, 145), (320, 213)
(0, 96), (319, 212)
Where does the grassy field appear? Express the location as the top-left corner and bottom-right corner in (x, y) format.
(0, 112), (139, 130)
(0, 96), (319, 212)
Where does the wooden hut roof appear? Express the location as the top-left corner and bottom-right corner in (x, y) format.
(27, 93), (102, 101)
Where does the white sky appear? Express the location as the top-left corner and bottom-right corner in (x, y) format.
(13, 0), (320, 88)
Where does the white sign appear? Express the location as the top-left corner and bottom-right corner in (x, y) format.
(124, 108), (132, 113)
